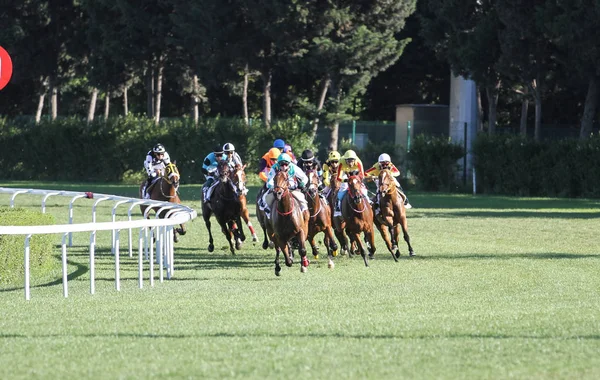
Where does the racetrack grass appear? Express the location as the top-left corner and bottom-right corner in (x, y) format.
(1, 182), (600, 379)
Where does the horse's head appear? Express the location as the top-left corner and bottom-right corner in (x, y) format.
(164, 162), (180, 189)
(306, 170), (319, 198)
(273, 170), (289, 201)
(217, 160), (230, 182)
(378, 169), (396, 195)
(347, 175), (364, 205)
(230, 163), (247, 194)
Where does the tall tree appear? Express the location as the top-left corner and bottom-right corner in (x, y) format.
(541, 0), (600, 140)
(420, 0), (502, 135)
(307, 1), (416, 149)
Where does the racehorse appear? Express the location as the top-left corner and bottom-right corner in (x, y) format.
(373, 169), (414, 259)
(270, 170), (309, 276)
(305, 170), (338, 269)
(202, 160), (243, 255)
(139, 162), (186, 242)
(229, 163), (259, 243)
(327, 174), (349, 255)
(341, 174), (376, 267)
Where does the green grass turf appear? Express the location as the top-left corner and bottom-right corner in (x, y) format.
(1, 181), (600, 379)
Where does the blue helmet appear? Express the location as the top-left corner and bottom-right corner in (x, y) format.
(273, 139), (285, 149)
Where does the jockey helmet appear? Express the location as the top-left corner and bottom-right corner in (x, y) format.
(223, 143), (235, 152)
(327, 151), (341, 162)
(343, 150), (358, 161)
(267, 148), (281, 161)
(277, 153), (292, 165)
(273, 139), (285, 149)
(153, 143), (166, 154)
(301, 149), (314, 162)
(213, 144), (223, 154)
(378, 153), (391, 164)
(284, 144), (293, 153)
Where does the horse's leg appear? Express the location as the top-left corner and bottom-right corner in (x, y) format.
(240, 207), (258, 242)
(400, 213), (415, 257)
(354, 234), (369, 267)
(333, 218), (348, 255)
(298, 230), (309, 273)
(375, 217), (395, 260)
(274, 247), (282, 276)
(203, 206), (215, 253)
(221, 220), (236, 255)
(277, 237), (293, 267)
(365, 228), (377, 261)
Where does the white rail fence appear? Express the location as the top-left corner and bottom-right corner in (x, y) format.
(0, 187), (198, 300)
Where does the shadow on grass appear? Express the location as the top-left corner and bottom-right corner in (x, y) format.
(408, 210), (600, 219)
(405, 252), (600, 260)
(1, 331), (600, 340)
(0, 258), (88, 293)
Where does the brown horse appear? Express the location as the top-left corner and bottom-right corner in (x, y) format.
(327, 174), (349, 255)
(305, 170), (338, 268)
(270, 170), (309, 276)
(341, 175), (376, 267)
(373, 169), (414, 259)
(202, 160), (243, 255)
(139, 162), (186, 242)
(229, 163), (259, 243)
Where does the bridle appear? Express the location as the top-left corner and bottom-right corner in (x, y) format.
(346, 175), (367, 213)
(273, 171), (295, 216)
(305, 170), (322, 218)
(159, 163), (180, 199)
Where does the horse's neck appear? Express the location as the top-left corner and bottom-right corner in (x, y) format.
(276, 190), (294, 211)
(307, 192), (320, 212)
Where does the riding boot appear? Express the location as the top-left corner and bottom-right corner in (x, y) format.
(144, 177), (153, 199)
(334, 200), (342, 217)
(404, 197), (412, 209)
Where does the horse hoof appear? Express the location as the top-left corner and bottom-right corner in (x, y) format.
(177, 229), (186, 236)
(208, 244), (214, 253)
(301, 266), (307, 273)
(328, 260), (334, 269)
(409, 251), (415, 257)
(236, 239), (242, 250)
(252, 235), (258, 243)
(369, 253), (375, 260)
(275, 268), (281, 276)
(313, 254), (319, 260)
(395, 251), (401, 259)
(268, 241), (275, 248)
(285, 260), (293, 268)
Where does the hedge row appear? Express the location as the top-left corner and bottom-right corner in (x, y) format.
(0, 208), (57, 286)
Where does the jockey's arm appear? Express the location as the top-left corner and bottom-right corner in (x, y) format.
(322, 166), (330, 187)
(162, 152), (171, 165)
(144, 156), (154, 176)
(266, 167), (277, 189)
(390, 164), (401, 177)
(258, 158), (267, 173)
(293, 165), (308, 188)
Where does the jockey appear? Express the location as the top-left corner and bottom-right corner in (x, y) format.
(261, 153), (309, 220)
(334, 149), (369, 217)
(298, 149), (323, 182)
(258, 147), (281, 183)
(201, 144), (224, 205)
(283, 144), (297, 164)
(223, 142), (243, 168)
(142, 143), (171, 199)
(273, 138), (286, 150)
(322, 150), (341, 197)
(223, 142), (247, 195)
(365, 153), (412, 210)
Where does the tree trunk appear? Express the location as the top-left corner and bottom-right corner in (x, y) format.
(191, 74), (199, 127)
(476, 86), (484, 132)
(485, 80), (500, 136)
(528, 79), (542, 141)
(312, 75), (331, 140)
(262, 70), (272, 129)
(87, 88), (98, 124)
(329, 121), (339, 152)
(146, 67), (154, 118)
(520, 98), (528, 137)
(123, 86), (129, 116)
(104, 91), (110, 120)
(242, 64), (249, 126)
(35, 93), (45, 124)
(154, 56), (164, 126)
(49, 80), (58, 121)
(579, 75), (598, 140)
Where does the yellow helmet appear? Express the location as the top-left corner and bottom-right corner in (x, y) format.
(343, 150), (358, 160)
(267, 148), (281, 160)
(328, 151), (341, 162)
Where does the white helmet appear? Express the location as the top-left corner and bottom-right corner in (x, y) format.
(378, 153), (391, 163)
(223, 143), (235, 152)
